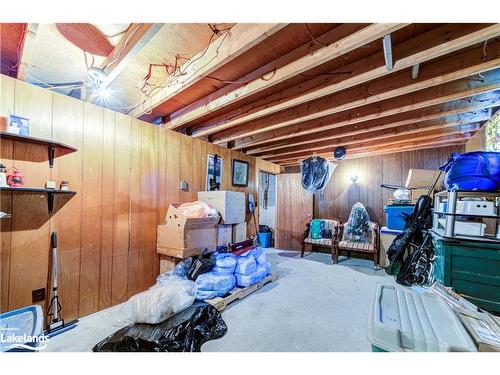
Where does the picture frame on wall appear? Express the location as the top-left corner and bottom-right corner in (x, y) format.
(206, 154), (223, 190)
(7, 114), (30, 136)
(232, 159), (249, 187)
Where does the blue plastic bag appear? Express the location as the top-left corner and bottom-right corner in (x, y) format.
(212, 252), (237, 274)
(235, 265), (268, 287)
(235, 253), (257, 275)
(440, 151), (500, 191)
(195, 272), (235, 292)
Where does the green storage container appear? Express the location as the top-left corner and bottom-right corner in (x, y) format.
(432, 231), (500, 313)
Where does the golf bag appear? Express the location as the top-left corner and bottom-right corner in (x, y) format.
(386, 194), (435, 286)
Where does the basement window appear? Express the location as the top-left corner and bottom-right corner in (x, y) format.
(485, 110), (500, 151)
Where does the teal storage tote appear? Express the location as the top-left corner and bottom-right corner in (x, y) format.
(384, 205), (415, 230)
(432, 232), (500, 313)
(258, 232), (271, 248)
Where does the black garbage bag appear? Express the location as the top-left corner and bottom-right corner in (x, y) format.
(187, 252), (214, 281)
(92, 303), (227, 352)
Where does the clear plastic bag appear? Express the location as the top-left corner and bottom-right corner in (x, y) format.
(120, 278), (197, 325)
(235, 253), (257, 275)
(235, 266), (266, 287)
(343, 202), (371, 243)
(195, 272), (235, 292)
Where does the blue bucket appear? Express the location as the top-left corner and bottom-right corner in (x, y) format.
(258, 232), (272, 248)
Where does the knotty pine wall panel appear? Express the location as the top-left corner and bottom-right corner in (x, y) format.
(314, 145), (465, 225)
(0, 74), (279, 319)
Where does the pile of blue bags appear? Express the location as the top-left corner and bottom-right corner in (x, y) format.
(194, 248), (272, 300)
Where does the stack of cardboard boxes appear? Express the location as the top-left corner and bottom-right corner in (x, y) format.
(157, 203), (219, 273)
(198, 190), (247, 246)
(156, 191), (248, 274)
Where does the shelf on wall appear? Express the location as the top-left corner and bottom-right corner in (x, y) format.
(0, 186), (77, 214)
(0, 131), (77, 168)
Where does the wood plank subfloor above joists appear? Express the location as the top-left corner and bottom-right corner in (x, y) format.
(130, 23), (287, 118)
(192, 23), (500, 142)
(164, 23), (408, 130)
(209, 40), (500, 144)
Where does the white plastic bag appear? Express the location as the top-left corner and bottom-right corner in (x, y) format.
(120, 277), (197, 325)
(235, 253), (257, 275)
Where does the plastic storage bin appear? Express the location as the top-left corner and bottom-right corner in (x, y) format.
(367, 284), (476, 352)
(384, 205), (415, 230)
(0, 305), (44, 352)
(258, 232), (272, 248)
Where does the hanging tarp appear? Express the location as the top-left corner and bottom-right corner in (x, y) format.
(300, 156), (336, 193)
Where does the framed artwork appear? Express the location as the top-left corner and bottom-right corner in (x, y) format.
(206, 154), (223, 190)
(7, 114), (30, 136)
(232, 159), (249, 187)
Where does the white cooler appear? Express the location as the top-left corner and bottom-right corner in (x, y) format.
(367, 284), (477, 352)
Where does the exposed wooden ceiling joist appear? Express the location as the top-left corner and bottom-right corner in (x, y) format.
(250, 109), (491, 157)
(17, 23), (38, 81)
(232, 75), (500, 150)
(197, 23), (500, 142)
(257, 112), (488, 159)
(210, 39), (500, 144)
(164, 23), (408, 130)
(129, 23), (287, 118)
(87, 23), (163, 102)
(268, 122), (480, 162)
(278, 135), (471, 166)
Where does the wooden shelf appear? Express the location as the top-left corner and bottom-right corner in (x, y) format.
(0, 131), (77, 168)
(0, 186), (77, 214)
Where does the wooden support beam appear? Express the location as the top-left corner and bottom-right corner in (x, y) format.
(165, 23), (407, 130)
(17, 23), (38, 80)
(231, 73), (500, 150)
(211, 41), (500, 144)
(88, 23), (162, 102)
(257, 116), (485, 159)
(268, 123), (479, 162)
(249, 108), (492, 156)
(277, 136), (470, 165)
(199, 23), (500, 141)
(129, 23), (287, 118)
(279, 140), (468, 166)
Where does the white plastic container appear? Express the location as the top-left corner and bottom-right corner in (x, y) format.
(456, 200), (496, 216)
(367, 284), (477, 352)
(438, 218), (486, 237)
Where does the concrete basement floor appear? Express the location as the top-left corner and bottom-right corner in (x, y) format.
(46, 248), (395, 352)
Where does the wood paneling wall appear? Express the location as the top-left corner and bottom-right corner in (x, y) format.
(0, 75), (279, 319)
(314, 145), (465, 225)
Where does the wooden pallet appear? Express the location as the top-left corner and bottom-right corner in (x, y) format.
(205, 273), (278, 311)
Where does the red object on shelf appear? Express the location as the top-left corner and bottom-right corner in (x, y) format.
(7, 167), (24, 187)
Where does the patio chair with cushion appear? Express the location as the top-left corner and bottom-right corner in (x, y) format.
(334, 221), (380, 267)
(301, 219), (340, 261)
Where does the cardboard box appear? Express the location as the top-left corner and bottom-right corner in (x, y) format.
(411, 188), (431, 204)
(157, 224), (216, 251)
(454, 306), (500, 352)
(164, 203), (220, 230)
(232, 222), (247, 243)
(405, 169), (443, 189)
(157, 245), (213, 259)
(157, 203), (218, 254)
(217, 224), (233, 247)
(198, 190), (245, 224)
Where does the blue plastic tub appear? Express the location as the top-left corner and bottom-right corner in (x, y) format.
(384, 205), (415, 231)
(0, 305), (44, 352)
(258, 232), (272, 248)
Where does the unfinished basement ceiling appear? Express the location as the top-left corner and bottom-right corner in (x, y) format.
(2, 23), (500, 164)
